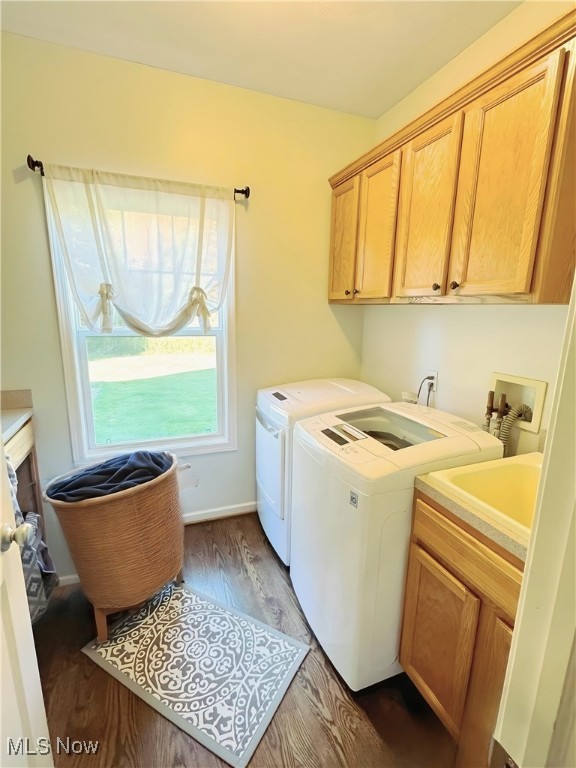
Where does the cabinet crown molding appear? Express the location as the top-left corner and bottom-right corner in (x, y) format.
(329, 10), (576, 189)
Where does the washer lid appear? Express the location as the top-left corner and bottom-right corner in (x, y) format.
(336, 406), (447, 449)
(256, 378), (389, 428)
(303, 402), (501, 471)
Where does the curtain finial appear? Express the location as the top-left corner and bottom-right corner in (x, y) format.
(27, 155), (45, 176)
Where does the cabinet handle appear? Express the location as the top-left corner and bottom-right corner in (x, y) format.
(353, 289), (360, 294)
(344, 290), (351, 296)
(432, 283), (441, 291)
(450, 281), (460, 290)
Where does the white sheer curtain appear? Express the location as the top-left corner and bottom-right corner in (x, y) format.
(42, 164), (234, 335)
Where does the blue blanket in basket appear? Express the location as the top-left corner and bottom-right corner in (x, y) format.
(46, 451), (172, 502)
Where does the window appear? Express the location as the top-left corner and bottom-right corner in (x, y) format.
(43, 165), (236, 463)
(65, 306), (235, 463)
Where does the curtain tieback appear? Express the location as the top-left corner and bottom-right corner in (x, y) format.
(98, 283), (114, 332)
(188, 286), (211, 331)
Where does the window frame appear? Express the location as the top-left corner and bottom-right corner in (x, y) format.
(50, 241), (237, 466)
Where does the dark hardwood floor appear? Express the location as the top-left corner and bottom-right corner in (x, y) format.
(33, 513), (455, 768)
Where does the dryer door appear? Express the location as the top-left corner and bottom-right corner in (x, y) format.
(256, 409), (286, 520)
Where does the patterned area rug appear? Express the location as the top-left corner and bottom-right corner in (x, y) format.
(83, 583), (309, 768)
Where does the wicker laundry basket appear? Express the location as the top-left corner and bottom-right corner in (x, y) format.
(44, 452), (183, 642)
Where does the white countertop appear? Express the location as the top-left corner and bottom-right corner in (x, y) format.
(2, 408), (33, 444)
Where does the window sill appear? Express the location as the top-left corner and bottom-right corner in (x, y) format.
(73, 434), (237, 467)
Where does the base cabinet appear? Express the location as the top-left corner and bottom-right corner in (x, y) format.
(457, 608), (513, 767)
(4, 417), (44, 522)
(401, 544), (480, 738)
(400, 494), (523, 767)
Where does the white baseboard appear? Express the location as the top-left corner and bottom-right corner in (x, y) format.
(56, 502), (256, 583)
(182, 502), (256, 525)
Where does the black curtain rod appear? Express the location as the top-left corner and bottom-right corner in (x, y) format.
(26, 155), (250, 199)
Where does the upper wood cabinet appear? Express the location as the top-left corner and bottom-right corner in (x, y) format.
(328, 150), (401, 301)
(355, 151), (401, 299)
(328, 176), (360, 300)
(448, 48), (565, 296)
(327, 13), (576, 305)
(393, 113), (463, 297)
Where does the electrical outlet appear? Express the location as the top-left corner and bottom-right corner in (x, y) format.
(426, 371), (438, 392)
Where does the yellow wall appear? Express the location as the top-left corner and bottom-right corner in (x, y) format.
(1, 33), (376, 575)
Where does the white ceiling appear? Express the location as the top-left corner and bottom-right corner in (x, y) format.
(1, 1), (524, 118)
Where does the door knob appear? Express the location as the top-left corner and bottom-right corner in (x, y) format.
(1, 522), (34, 553)
(344, 289), (351, 295)
(353, 288), (360, 294)
(432, 283), (441, 291)
(450, 281), (460, 290)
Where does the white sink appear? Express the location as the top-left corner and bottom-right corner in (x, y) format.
(428, 452), (543, 544)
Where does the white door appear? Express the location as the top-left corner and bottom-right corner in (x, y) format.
(0, 446), (53, 768)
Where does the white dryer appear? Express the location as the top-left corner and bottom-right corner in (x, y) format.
(256, 379), (390, 564)
(290, 402), (503, 690)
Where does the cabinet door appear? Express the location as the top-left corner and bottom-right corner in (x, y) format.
(456, 609), (513, 768)
(328, 176), (360, 300)
(400, 543), (480, 739)
(393, 112), (463, 297)
(448, 48), (565, 296)
(355, 150), (401, 299)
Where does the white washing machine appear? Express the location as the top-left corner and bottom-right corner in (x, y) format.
(256, 379), (390, 565)
(290, 402), (503, 690)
